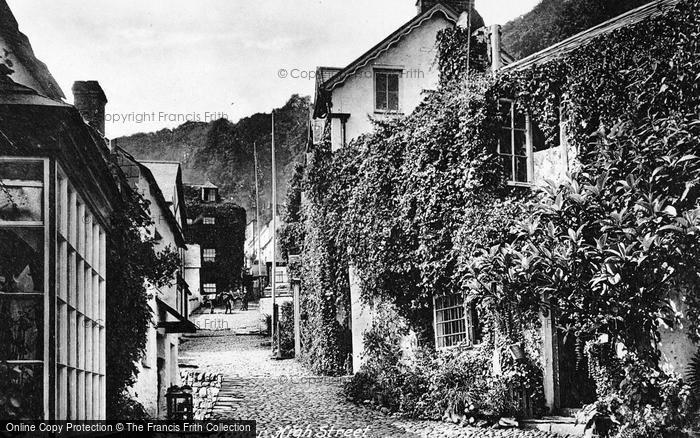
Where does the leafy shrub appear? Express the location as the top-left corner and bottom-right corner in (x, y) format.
(689, 349), (700, 396)
(345, 304), (545, 422)
(278, 301), (295, 358)
(109, 393), (152, 421)
(583, 354), (699, 437)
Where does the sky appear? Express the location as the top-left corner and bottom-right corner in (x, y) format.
(7, 0), (540, 138)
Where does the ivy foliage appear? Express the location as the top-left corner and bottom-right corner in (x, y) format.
(478, 0), (700, 359)
(291, 3), (700, 432)
(106, 190), (180, 419)
(184, 185), (246, 291)
(466, 1), (700, 434)
(289, 26), (533, 376)
(294, 141), (357, 375)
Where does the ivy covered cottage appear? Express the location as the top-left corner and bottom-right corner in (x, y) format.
(312, 0), (490, 152)
(484, 0), (697, 416)
(297, 0), (699, 434)
(0, 2), (120, 420)
(184, 183), (246, 304)
(311, 0), (505, 374)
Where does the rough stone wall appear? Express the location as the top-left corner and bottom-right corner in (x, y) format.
(181, 370), (223, 420)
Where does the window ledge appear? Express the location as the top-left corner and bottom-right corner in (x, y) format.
(437, 342), (480, 352)
(373, 110), (404, 116)
(506, 181), (534, 188)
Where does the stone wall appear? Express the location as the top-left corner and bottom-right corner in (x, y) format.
(181, 370), (223, 420)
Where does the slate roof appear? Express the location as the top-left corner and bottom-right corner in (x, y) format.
(0, 0), (65, 99)
(140, 161), (181, 205)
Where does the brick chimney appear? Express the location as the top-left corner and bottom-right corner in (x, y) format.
(415, 0), (484, 28)
(72, 81), (107, 136)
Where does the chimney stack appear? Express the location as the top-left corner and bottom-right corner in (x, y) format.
(490, 24), (502, 73)
(416, 0), (471, 15)
(72, 81), (107, 136)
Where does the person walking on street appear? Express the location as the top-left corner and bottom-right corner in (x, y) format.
(224, 290), (234, 314)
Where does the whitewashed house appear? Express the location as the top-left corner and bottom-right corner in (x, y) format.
(115, 152), (195, 417)
(311, 0), (487, 374)
(312, 0), (484, 152)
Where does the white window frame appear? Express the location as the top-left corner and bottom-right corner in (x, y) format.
(374, 69), (402, 114)
(202, 248), (216, 263)
(203, 283), (217, 294)
(203, 216), (215, 225)
(274, 266), (289, 285)
(498, 99), (533, 186)
(201, 188), (217, 202)
(433, 294), (478, 349)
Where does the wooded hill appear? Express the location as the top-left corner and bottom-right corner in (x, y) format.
(115, 94), (310, 222)
(502, 0), (651, 60)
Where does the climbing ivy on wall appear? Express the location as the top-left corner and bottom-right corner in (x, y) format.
(289, 4), (700, 432)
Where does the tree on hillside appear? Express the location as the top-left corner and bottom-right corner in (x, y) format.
(502, 0), (651, 60)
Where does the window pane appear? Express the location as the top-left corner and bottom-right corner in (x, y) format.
(0, 295), (43, 360)
(498, 129), (512, 155)
(387, 74), (399, 93)
(0, 228), (44, 294)
(203, 249), (216, 263)
(375, 73), (387, 110)
(0, 162), (42, 182)
(0, 186), (43, 222)
(514, 130), (527, 155)
(0, 362), (43, 419)
(516, 156), (528, 183)
(498, 100), (512, 127)
(375, 73), (387, 92)
(388, 92), (399, 111)
(376, 91), (387, 110)
(514, 107), (526, 129)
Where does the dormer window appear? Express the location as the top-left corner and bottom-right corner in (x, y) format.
(201, 187), (217, 202)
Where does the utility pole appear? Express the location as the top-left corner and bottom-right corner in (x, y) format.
(271, 111), (279, 357)
(253, 141), (263, 277)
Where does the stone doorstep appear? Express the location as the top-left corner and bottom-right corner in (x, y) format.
(521, 416), (587, 436)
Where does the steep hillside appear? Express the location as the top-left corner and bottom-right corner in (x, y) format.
(502, 0), (651, 60)
(115, 95), (310, 222)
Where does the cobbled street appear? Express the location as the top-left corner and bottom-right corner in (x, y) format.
(180, 306), (571, 438)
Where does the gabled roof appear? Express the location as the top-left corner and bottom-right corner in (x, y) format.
(313, 3), (481, 119)
(0, 74), (68, 107)
(140, 161), (181, 204)
(0, 0), (64, 99)
(115, 148), (187, 247)
(324, 3), (463, 92)
(501, 0), (681, 72)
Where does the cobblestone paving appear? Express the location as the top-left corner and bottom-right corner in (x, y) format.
(181, 314), (570, 438)
(189, 302), (265, 335)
